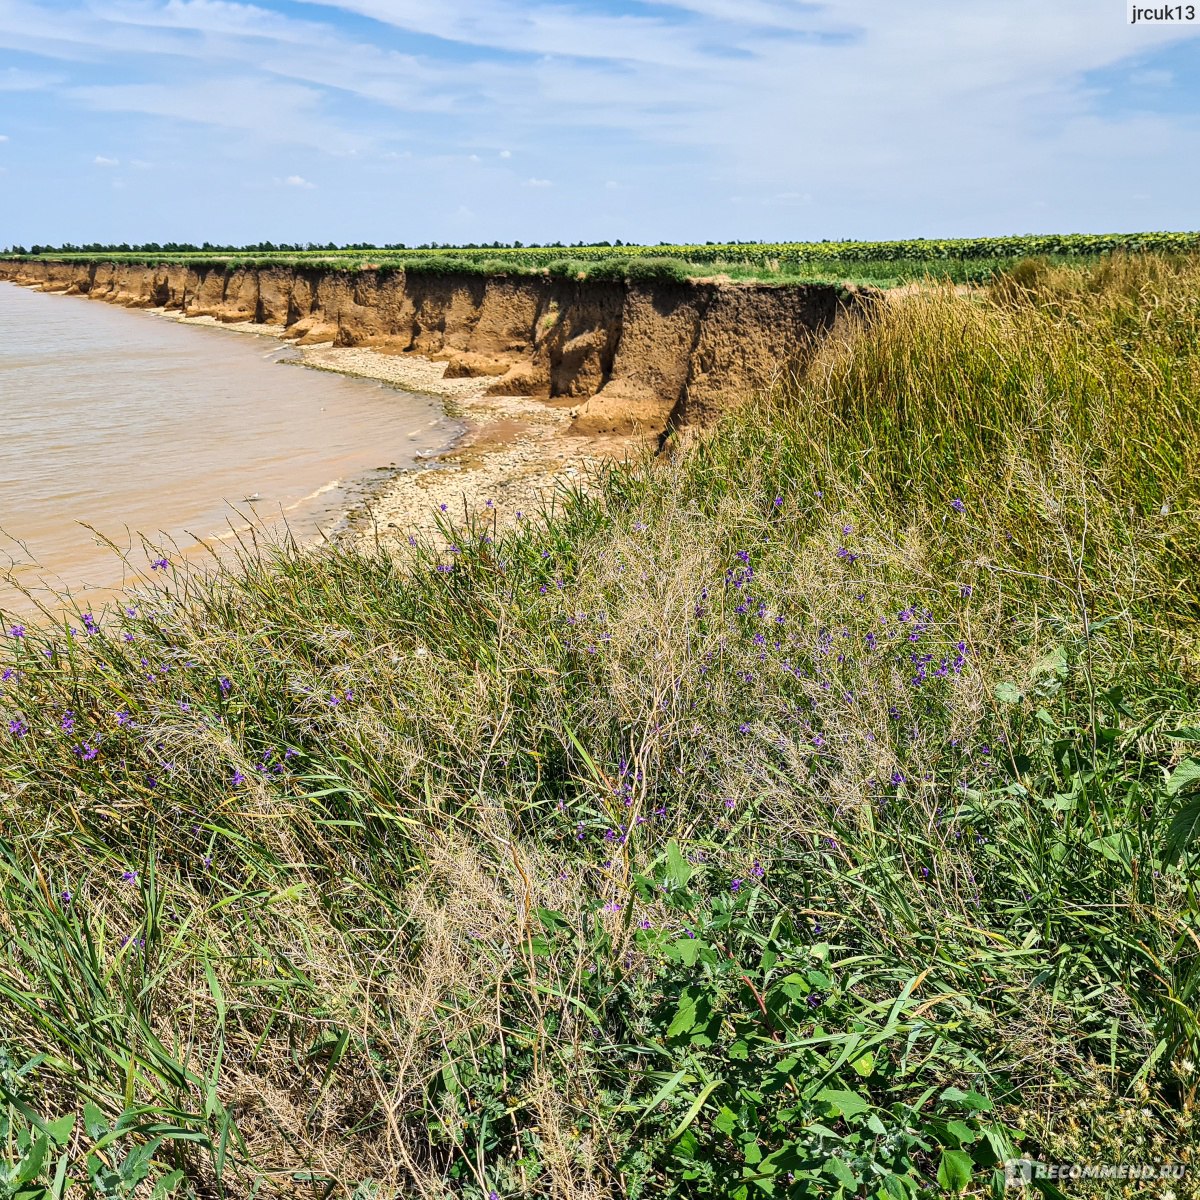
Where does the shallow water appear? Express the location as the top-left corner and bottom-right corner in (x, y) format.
(0, 284), (457, 613)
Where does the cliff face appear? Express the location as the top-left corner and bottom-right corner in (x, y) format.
(0, 259), (865, 436)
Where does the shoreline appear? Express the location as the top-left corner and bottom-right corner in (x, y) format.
(0, 276), (644, 616)
(154, 308), (644, 552)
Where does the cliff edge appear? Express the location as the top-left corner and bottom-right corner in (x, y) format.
(0, 259), (869, 437)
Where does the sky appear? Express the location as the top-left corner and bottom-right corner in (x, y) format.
(0, 0), (1198, 246)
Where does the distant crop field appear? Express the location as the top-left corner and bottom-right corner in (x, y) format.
(9, 231), (1200, 287)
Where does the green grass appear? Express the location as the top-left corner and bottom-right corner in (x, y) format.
(9, 231), (1200, 288)
(1, 254), (1199, 1197)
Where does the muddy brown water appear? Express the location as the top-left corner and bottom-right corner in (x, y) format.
(0, 283), (458, 615)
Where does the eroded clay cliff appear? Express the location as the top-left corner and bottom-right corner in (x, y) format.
(0, 259), (868, 436)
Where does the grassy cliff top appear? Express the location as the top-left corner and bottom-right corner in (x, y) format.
(8, 229), (1200, 287)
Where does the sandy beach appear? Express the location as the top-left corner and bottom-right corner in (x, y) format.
(167, 312), (647, 551)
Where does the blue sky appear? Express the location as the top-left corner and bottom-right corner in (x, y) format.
(0, 0), (1198, 246)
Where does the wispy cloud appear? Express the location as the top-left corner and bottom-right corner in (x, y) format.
(70, 76), (369, 152)
(0, 0), (1198, 243)
(92, 154), (119, 166)
(0, 64), (61, 89)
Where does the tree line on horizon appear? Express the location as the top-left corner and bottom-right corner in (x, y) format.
(2, 238), (817, 256)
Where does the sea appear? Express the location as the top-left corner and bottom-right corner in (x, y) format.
(0, 282), (457, 614)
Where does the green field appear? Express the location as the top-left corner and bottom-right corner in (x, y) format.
(8, 230), (1200, 287)
(1, 254), (1199, 1197)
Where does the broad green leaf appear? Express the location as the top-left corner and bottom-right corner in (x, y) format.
(826, 1156), (858, 1190)
(994, 682), (1023, 704)
(1087, 832), (1130, 865)
(945, 1120), (977, 1146)
(851, 1049), (875, 1077)
(713, 1106), (737, 1136)
(1166, 797), (1200, 864)
(940, 1087), (991, 1111)
(15, 1134), (48, 1185)
(1031, 645), (1068, 679)
(82, 1101), (108, 1142)
(936, 1149), (973, 1193)
(1167, 759), (1200, 797)
(151, 1168), (187, 1199)
(667, 839), (694, 888)
(43, 1115), (75, 1146)
(537, 908), (570, 933)
(667, 988), (701, 1039)
(816, 1088), (870, 1119)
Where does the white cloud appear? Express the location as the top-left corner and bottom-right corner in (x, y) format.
(0, 134), (8, 143)
(71, 76), (368, 153)
(1, 0), (1199, 242)
(0, 66), (61, 91)
(283, 174), (315, 188)
(93, 154), (119, 166)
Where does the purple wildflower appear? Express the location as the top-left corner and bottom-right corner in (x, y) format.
(949, 498), (966, 514)
(7, 625), (24, 639)
(8, 718), (28, 737)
